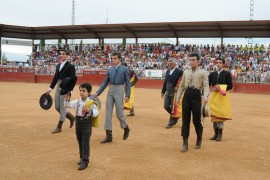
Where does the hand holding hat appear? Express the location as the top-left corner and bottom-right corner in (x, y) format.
(39, 93), (53, 110)
(60, 76), (77, 95)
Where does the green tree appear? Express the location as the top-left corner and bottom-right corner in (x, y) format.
(58, 39), (62, 46)
(122, 38), (126, 50)
(79, 39), (83, 51)
(40, 39), (45, 51)
(2, 53), (8, 63)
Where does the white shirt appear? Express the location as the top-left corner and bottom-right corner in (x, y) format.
(48, 60), (69, 92)
(65, 97), (99, 117)
(59, 60), (68, 71)
(217, 69), (223, 74)
(115, 63), (121, 69)
(169, 67), (176, 75)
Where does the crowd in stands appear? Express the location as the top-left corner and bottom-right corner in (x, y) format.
(8, 42), (270, 83)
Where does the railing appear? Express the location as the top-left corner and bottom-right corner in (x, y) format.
(0, 68), (35, 73)
(235, 72), (270, 84)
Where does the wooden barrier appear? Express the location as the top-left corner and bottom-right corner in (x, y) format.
(0, 68), (269, 94)
(0, 68), (35, 83)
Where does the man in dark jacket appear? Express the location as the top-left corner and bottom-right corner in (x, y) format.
(209, 57), (233, 141)
(46, 49), (76, 133)
(161, 59), (183, 128)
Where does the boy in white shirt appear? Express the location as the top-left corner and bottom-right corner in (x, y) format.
(65, 83), (99, 170)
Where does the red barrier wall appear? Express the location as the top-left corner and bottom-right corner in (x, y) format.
(0, 68), (35, 83)
(136, 79), (164, 89)
(0, 68), (269, 94)
(234, 83), (270, 94)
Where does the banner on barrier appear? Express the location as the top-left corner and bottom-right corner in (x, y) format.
(144, 70), (163, 78)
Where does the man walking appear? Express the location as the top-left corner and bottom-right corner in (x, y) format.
(46, 49), (76, 133)
(209, 57), (233, 141)
(176, 53), (209, 153)
(94, 53), (131, 143)
(161, 59), (183, 128)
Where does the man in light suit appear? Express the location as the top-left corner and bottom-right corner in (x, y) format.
(46, 49), (76, 133)
(94, 52), (131, 143)
(176, 53), (209, 153)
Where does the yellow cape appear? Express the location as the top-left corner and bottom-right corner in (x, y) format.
(172, 95), (183, 118)
(124, 75), (136, 110)
(171, 76), (183, 118)
(210, 84), (232, 121)
(85, 99), (100, 128)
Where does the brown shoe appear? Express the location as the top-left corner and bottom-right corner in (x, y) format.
(51, 127), (62, 133)
(51, 121), (63, 134)
(66, 112), (75, 128)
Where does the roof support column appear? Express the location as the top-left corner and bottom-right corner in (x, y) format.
(135, 38), (138, 50)
(30, 39), (34, 67)
(65, 39), (68, 45)
(221, 37), (224, 48)
(0, 36), (2, 66)
(98, 38), (102, 46)
(176, 38), (179, 45)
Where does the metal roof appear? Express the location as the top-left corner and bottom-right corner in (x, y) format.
(0, 20), (270, 40)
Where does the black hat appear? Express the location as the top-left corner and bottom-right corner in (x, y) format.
(60, 76), (77, 95)
(39, 93), (53, 110)
(89, 94), (101, 110)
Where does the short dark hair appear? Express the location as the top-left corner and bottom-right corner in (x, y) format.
(112, 52), (122, 59)
(216, 57), (225, 64)
(190, 53), (200, 60)
(122, 62), (127, 67)
(79, 83), (92, 92)
(59, 49), (69, 55)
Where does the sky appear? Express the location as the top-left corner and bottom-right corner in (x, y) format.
(1, 0), (270, 61)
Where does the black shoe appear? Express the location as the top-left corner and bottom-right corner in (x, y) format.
(210, 129), (218, 140)
(166, 118), (176, 129)
(195, 138), (202, 149)
(166, 120), (175, 129)
(216, 129), (223, 141)
(181, 138), (188, 153)
(127, 114), (135, 116)
(100, 130), (112, 144)
(78, 160), (88, 170)
(100, 136), (112, 144)
(77, 159), (82, 165)
(166, 124), (173, 129)
(123, 126), (130, 140)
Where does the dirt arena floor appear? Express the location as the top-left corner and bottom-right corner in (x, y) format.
(0, 82), (270, 180)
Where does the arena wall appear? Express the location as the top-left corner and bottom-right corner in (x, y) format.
(0, 68), (269, 94)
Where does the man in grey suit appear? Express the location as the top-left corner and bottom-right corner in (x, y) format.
(94, 52), (131, 143)
(46, 49), (76, 134)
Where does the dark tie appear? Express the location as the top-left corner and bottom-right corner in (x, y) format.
(113, 67), (118, 84)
